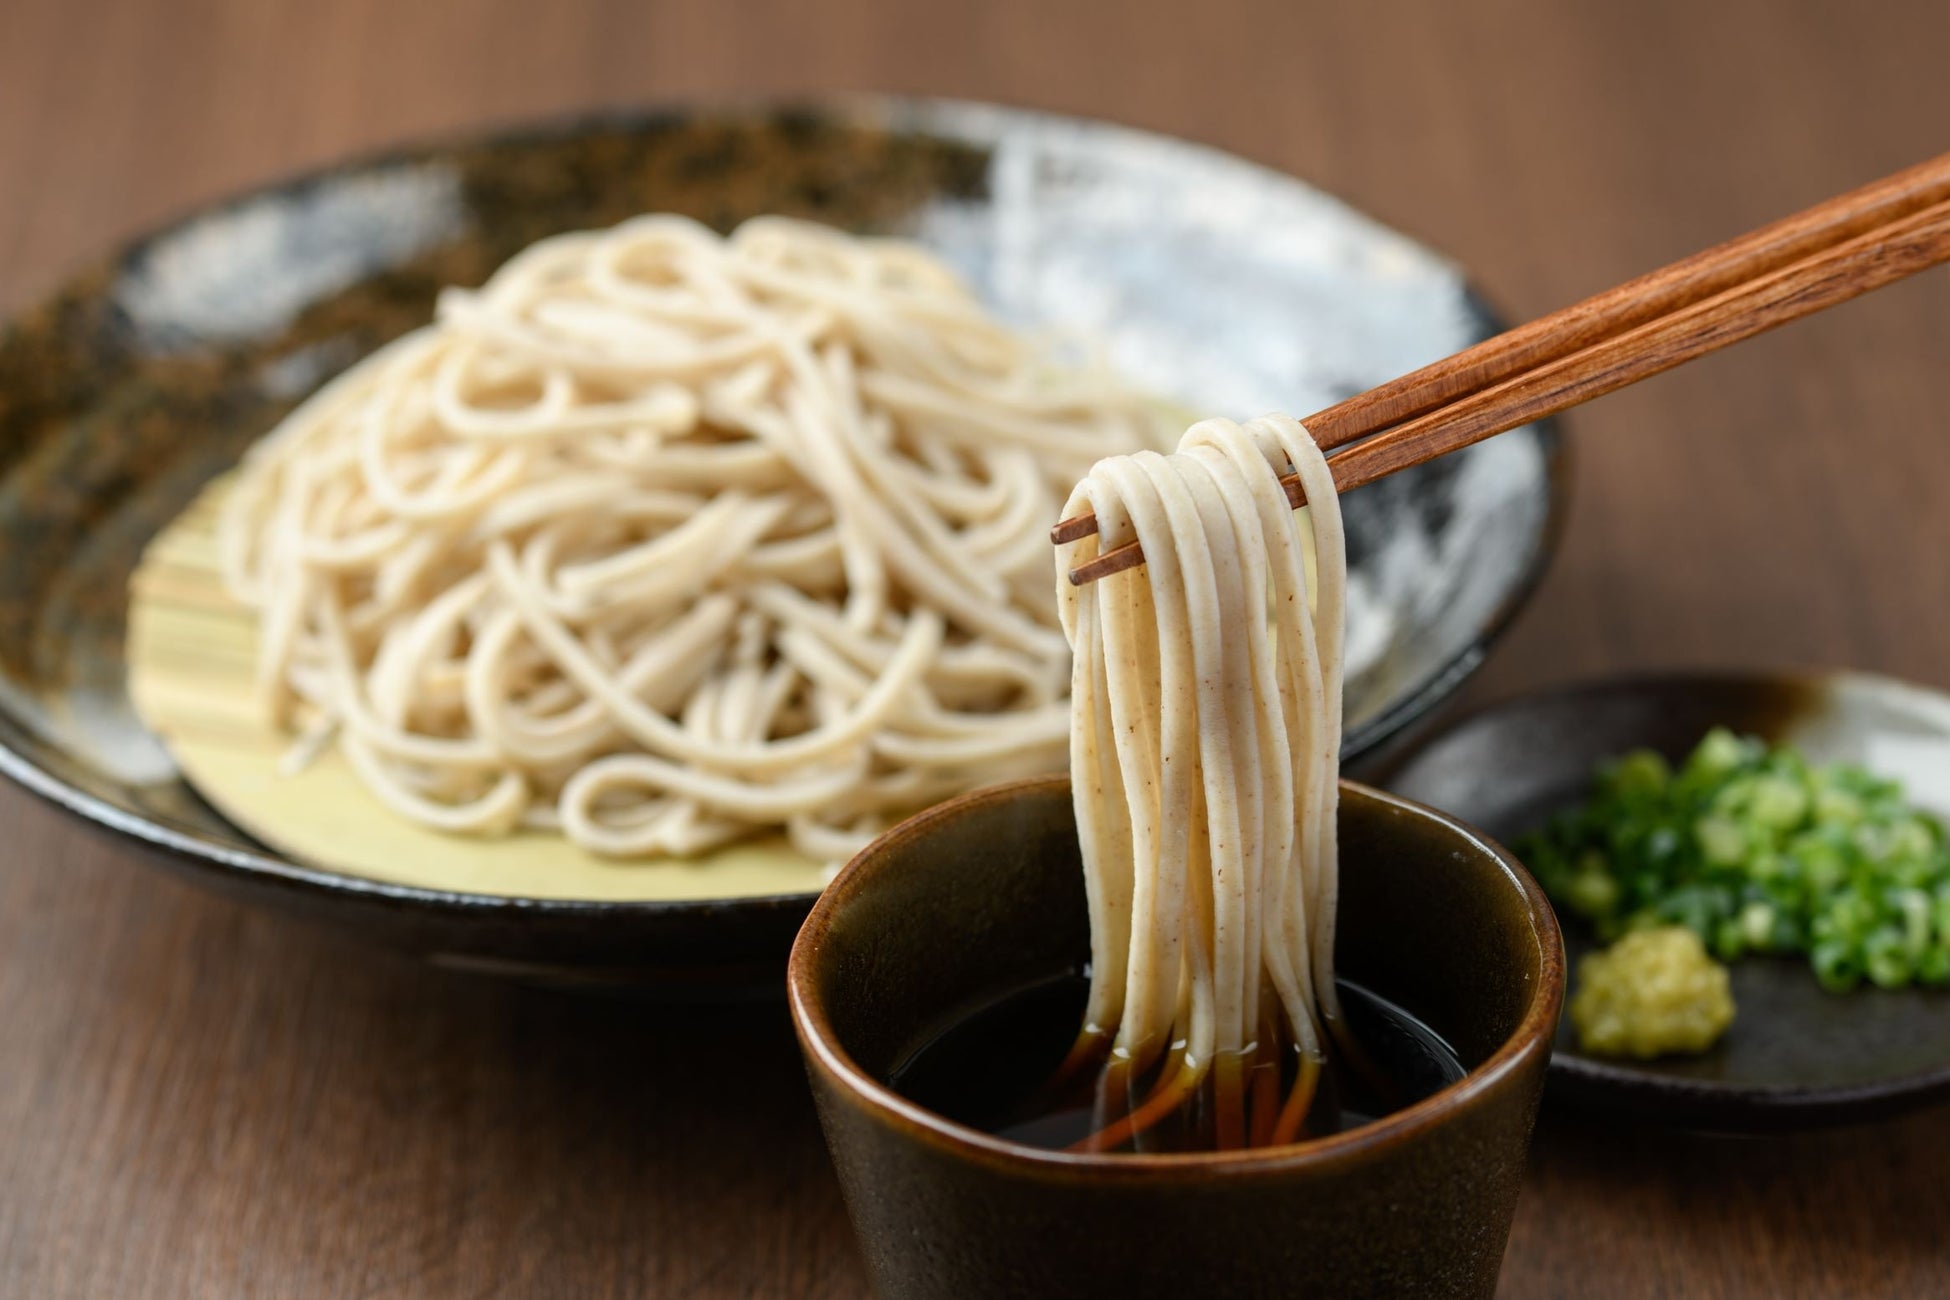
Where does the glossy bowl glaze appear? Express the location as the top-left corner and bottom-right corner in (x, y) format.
(789, 777), (1564, 1299)
(1386, 670), (1950, 1130)
(0, 99), (1564, 989)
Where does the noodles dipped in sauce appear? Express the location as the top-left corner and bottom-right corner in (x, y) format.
(1049, 414), (1357, 1152)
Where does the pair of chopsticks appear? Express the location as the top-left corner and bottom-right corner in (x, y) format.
(1055, 152), (1950, 585)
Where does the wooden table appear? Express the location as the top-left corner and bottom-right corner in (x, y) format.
(3, 0), (1947, 1294)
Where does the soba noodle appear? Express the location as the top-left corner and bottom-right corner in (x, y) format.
(219, 216), (1173, 862)
(1053, 414), (1347, 1151)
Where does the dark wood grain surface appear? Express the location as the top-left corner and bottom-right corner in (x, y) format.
(3, 0), (1948, 1295)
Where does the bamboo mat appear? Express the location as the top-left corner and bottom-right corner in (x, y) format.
(126, 475), (826, 901)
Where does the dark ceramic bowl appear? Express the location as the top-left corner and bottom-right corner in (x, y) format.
(1386, 670), (1950, 1130)
(0, 98), (1564, 991)
(789, 776), (1565, 1299)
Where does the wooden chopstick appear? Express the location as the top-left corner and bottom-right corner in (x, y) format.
(1065, 193), (1950, 586)
(1301, 150), (1950, 449)
(1050, 150), (1950, 551)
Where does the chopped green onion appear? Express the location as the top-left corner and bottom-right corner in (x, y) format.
(1518, 729), (1950, 996)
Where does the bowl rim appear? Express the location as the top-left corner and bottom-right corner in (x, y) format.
(0, 94), (1567, 919)
(787, 773), (1566, 1177)
(1392, 665), (1950, 1124)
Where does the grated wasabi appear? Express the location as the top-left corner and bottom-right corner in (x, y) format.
(1570, 926), (1735, 1058)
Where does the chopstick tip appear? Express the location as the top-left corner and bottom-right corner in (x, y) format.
(1050, 514), (1098, 545)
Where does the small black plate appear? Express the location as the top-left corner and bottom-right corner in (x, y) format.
(1388, 670), (1950, 1131)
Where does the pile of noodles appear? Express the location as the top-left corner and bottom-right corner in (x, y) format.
(220, 216), (1173, 862)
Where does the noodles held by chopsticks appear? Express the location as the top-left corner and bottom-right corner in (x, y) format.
(220, 216), (1172, 862)
(1054, 414), (1348, 1150)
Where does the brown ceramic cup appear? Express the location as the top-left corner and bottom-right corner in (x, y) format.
(788, 776), (1564, 1300)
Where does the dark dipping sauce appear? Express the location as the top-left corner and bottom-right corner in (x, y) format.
(889, 973), (1466, 1152)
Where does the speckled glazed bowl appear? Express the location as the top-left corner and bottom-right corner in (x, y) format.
(0, 99), (1563, 990)
(789, 777), (1564, 1299)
